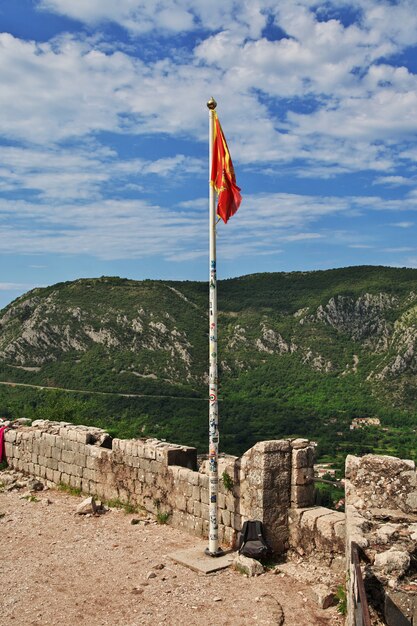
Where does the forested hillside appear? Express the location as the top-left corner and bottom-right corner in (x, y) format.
(0, 266), (416, 467)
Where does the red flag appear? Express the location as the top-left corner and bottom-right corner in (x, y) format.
(210, 112), (242, 223)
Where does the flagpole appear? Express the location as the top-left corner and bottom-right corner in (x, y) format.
(206, 96), (222, 557)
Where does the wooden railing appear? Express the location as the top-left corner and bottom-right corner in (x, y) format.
(351, 542), (371, 626)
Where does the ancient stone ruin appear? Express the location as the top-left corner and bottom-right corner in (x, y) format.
(345, 454), (417, 625)
(2, 420), (417, 624)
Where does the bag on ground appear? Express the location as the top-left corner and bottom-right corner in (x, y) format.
(237, 520), (270, 560)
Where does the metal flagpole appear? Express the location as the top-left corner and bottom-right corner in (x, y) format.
(206, 96), (222, 557)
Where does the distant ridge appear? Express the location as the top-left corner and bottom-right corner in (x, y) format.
(0, 266), (416, 462)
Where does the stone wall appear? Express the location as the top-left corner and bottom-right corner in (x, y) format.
(3, 421), (317, 553)
(345, 454), (417, 626)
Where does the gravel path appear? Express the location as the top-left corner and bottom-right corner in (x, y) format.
(0, 484), (344, 626)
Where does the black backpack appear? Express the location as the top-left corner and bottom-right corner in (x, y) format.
(237, 520), (270, 560)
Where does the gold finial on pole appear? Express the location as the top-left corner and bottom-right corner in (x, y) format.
(207, 97), (217, 110)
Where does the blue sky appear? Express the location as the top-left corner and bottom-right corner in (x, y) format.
(1, 0), (417, 308)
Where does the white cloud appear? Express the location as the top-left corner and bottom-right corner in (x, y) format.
(0, 187), (414, 264)
(383, 247), (414, 253)
(38, 0), (273, 37)
(391, 221), (414, 228)
(0, 143), (203, 201)
(373, 175), (415, 187)
(0, 282), (35, 291)
(2, 1), (417, 178)
(0, 192), (363, 261)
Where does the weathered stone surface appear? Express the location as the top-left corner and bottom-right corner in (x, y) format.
(376, 523), (401, 543)
(307, 584), (336, 609)
(292, 465), (314, 485)
(292, 446), (314, 469)
(346, 454), (417, 514)
(345, 453), (417, 626)
(374, 549), (410, 576)
(76, 496), (97, 515)
(233, 554), (264, 577)
(290, 438), (310, 449)
(291, 483), (315, 507)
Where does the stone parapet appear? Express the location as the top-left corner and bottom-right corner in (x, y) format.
(345, 454), (417, 626)
(289, 506), (345, 557)
(4, 421), (318, 554)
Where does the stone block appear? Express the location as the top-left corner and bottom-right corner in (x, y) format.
(48, 458), (58, 471)
(292, 447), (315, 470)
(53, 470), (62, 484)
(63, 439), (77, 452)
(221, 509), (231, 527)
(67, 429), (79, 442)
(61, 450), (75, 464)
(136, 468), (146, 482)
(86, 456), (97, 470)
(75, 430), (90, 445)
(43, 433), (56, 447)
(374, 549), (410, 576)
(132, 479), (142, 495)
(307, 584), (336, 609)
(80, 479), (91, 494)
(174, 493), (187, 511)
(193, 501), (201, 517)
(233, 554), (264, 577)
(74, 452), (86, 467)
(69, 463), (83, 478)
(52, 447), (61, 461)
(225, 493), (235, 512)
(143, 443), (156, 460)
(150, 460), (161, 474)
(139, 458), (151, 471)
(223, 526), (235, 547)
(69, 475), (81, 490)
(60, 472), (70, 485)
(199, 473), (209, 489)
(290, 438), (310, 449)
(217, 523), (225, 544)
(5, 430), (16, 443)
(189, 471), (199, 486)
(201, 503), (209, 521)
(83, 468), (96, 482)
(291, 483), (315, 507)
(200, 488), (209, 505)
(39, 442), (52, 458)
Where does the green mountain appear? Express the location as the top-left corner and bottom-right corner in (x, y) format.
(0, 267), (416, 467)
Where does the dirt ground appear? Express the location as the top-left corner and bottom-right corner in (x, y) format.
(0, 479), (345, 626)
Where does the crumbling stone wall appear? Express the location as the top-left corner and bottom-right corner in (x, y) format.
(288, 437), (345, 562)
(3, 420), (319, 553)
(345, 454), (417, 626)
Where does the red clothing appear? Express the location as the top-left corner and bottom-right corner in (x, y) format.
(0, 426), (6, 463)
